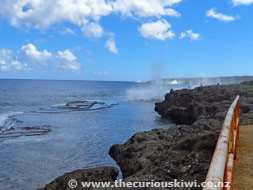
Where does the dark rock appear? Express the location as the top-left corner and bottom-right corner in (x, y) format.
(109, 118), (221, 189)
(37, 166), (118, 190)
(155, 85), (253, 125)
(65, 100), (97, 109)
(240, 105), (250, 114)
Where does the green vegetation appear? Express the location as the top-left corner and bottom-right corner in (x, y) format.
(241, 80), (253, 86)
(228, 83), (239, 86)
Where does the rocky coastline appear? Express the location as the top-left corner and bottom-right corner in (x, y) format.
(38, 82), (253, 190)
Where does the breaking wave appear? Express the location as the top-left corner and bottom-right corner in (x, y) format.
(0, 111), (51, 143)
(0, 112), (23, 132)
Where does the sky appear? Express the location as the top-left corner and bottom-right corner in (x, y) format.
(0, 0), (253, 81)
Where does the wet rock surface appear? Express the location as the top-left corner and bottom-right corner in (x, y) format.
(37, 166), (119, 190)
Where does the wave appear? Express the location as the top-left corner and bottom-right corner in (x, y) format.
(0, 111), (52, 143)
(168, 80), (178, 85)
(0, 112), (23, 132)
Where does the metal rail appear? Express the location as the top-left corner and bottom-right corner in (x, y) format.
(204, 95), (240, 190)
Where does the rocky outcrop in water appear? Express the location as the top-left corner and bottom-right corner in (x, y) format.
(66, 100), (104, 109)
(37, 100), (118, 113)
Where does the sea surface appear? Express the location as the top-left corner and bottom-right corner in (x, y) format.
(0, 79), (188, 190)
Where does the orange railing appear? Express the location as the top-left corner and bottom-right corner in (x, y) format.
(203, 95), (240, 190)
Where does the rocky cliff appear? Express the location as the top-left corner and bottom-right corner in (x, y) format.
(109, 84), (253, 189)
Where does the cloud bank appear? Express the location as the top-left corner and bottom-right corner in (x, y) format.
(0, 44), (81, 72)
(0, 49), (28, 71)
(0, 0), (183, 54)
(232, 0), (253, 6)
(112, 0), (181, 18)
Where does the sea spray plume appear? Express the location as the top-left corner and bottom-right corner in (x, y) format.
(151, 62), (165, 80)
(188, 77), (241, 89)
(188, 78), (219, 89)
(126, 62), (169, 101)
(126, 81), (169, 101)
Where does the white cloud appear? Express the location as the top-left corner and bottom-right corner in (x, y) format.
(0, 49), (28, 71)
(81, 22), (103, 38)
(59, 28), (75, 35)
(21, 43), (52, 64)
(0, 44), (81, 72)
(0, 0), (112, 30)
(112, 0), (181, 18)
(0, 0), (182, 40)
(0, 0), (182, 31)
(138, 19), (175, 40)
(0, 0), (184, 56)
(179, 32), (186, 39)
(56, 49), (81, 70)
(57, 49), (77, 62)
(233, 0), (253, 6)
(179, 30), (200, 40)
(105, 38), (118, 54)
(206, 8), (237, 22)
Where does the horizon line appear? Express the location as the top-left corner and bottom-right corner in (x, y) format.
(1, 75), (253, 83)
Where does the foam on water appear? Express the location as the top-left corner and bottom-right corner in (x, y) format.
(0, 111), (23, 132)
(169, 80), (178, 84)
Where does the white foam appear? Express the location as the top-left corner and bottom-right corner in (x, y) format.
(170, 80), (178, 84)
(0, 111), (23, 132)
(51, 103), (66, 107)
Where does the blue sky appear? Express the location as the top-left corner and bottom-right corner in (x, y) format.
(0, 0), (253, 81)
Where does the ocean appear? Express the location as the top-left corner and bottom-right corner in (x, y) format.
(0, 79), (188, 190)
